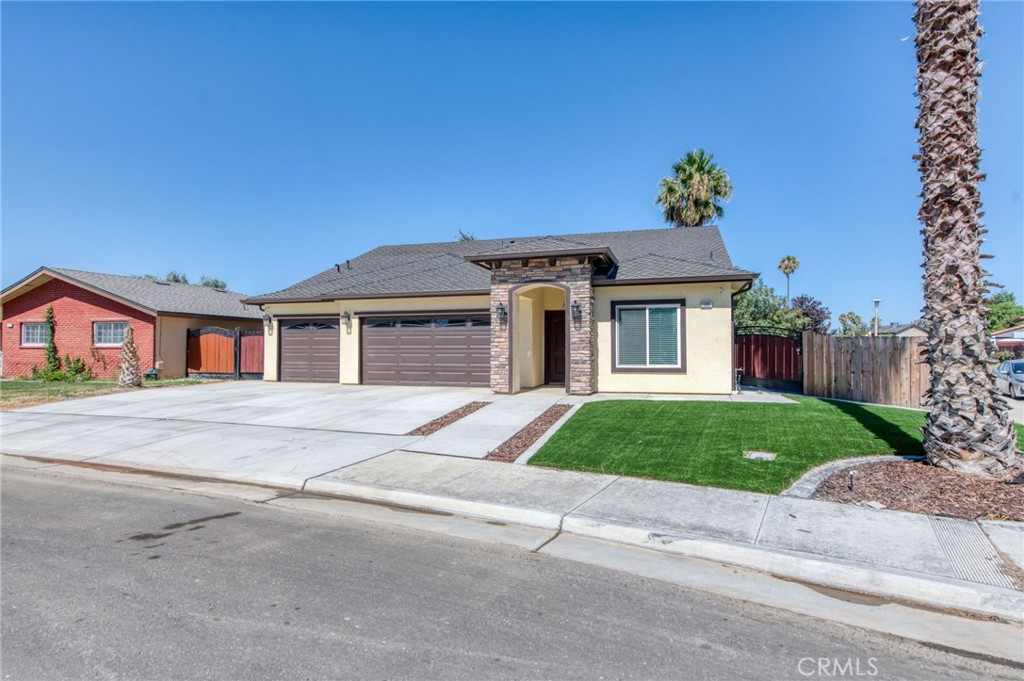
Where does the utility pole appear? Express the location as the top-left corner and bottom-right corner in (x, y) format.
(872, 298), (881, 337)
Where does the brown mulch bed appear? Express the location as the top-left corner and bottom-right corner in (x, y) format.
(407, 401), (491, 436)
(485, 404), (573, 463)
(813, 459), (1024, 521)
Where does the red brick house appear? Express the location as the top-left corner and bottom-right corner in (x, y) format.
(1, 267), (263, 379)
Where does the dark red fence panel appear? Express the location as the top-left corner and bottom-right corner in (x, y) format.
(239, 330), (264, 377)
(735, 329), (803, 393)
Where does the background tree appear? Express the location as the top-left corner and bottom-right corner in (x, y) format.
(655, 149), (732, 228)
(984, 291), (1024, 332)
(790, 294), (831, 334)
(733, 281), (804, 331)
(837, 312), (869, 338)
(914, 0), (1019, 478)
(457, 229), (477, 241)
(777, 255), (800, 304)
(164, 271), (189, 284)
(118, 326), (142, 387)
(199, 275), (228, 289)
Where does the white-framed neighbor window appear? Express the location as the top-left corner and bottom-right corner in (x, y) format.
(614, 302), (683, 370)
(21, 322), (50, 346)
(94, 321), (129, 346)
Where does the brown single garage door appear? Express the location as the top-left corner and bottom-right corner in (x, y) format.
(361, 315), (490, 387)
(280, 319), (340, 382)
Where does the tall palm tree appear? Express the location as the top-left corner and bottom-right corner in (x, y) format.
(655, 149), (733, 228)
(915, 0), (1020, 478)
(777, 255), (799, 304)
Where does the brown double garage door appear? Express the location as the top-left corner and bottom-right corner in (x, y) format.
(280, 315), (490, 386)
(361, 315), (490, 387)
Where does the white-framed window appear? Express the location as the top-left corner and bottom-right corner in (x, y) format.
(94, 321), (129, 346)
(21, 322), (50, 346)
(614, 303), (683, 370)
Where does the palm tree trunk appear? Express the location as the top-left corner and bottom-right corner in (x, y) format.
(915, 0), (1021, 478)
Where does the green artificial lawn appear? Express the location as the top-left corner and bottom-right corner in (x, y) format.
(528, 396), (1024, 494)
(0, 378), (209, 409)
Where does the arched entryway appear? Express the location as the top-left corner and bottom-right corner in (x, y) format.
(510, 282), (568, 393)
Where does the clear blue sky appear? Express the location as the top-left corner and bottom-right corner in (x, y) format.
(3, 2), (1021, 327)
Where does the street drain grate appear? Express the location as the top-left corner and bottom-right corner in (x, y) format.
(929, 516), (1016, 589)
(744, 451), (777, 461)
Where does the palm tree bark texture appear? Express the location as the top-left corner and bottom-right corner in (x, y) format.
(914, 0), (1021, 478)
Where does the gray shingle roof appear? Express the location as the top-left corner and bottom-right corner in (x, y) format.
(17, 268), (262, 319)
(249, 226), (754, 303)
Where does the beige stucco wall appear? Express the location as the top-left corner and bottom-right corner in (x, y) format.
(594, 282), (743, 394)
(262, 295), (490, 383)
(156, 315), (263, 379)
(262, 282), (740, 394)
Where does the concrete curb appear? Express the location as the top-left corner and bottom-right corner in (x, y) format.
(302, 477), (565, 530)
(9, 452), (1022, 626)
(781, 455), (914, 498)
(561, 515), (1024, 624)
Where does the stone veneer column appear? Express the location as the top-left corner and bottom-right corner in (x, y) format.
(489, 278), (512, 393)
(487, 257), (596, 396)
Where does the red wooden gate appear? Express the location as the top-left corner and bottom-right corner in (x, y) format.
(187, 327), (264, 379)
(734, 328), (802, 392)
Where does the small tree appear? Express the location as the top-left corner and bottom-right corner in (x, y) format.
(118, 326), (142, 387)
(791, 294), (831, 334)
(985, 291), (1024, 332)
(734, 281), (804, 331)
(837, 311), (869, 338)
(43, 305), (60, 373)
(457, 229), (477, 241)
(199, 275), (228, 289)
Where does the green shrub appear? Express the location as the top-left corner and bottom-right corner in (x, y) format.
(27, 306), (95, 382)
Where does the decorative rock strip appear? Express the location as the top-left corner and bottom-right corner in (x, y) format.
(407, 401), (491, 436)
(485, 404), (573, 463)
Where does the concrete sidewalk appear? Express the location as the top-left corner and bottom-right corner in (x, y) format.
(4, 442), (1021, 624)
(2, 383), (1020, 626)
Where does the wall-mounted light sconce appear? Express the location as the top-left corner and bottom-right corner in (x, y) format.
(570, 300), (582, 321)
(261, 312), (272, 325)
(495, 302), (508, 322)
(700, 300), (713, 310)
(340, 311), (352, 325)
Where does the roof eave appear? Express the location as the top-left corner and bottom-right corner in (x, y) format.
(246, 288), (492, 305)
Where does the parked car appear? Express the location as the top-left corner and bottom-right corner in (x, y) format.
(995, 360), (1024, 399)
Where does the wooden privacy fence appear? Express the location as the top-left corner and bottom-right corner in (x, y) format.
(802, 331), (929, 408)
(187, 327), (264, 379)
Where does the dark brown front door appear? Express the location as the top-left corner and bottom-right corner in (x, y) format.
(545, 311), (566, 384)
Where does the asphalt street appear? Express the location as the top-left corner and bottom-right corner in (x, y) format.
(1, 466), (1018, 681)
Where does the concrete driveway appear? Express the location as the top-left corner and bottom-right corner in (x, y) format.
(0, 382), (563, 487)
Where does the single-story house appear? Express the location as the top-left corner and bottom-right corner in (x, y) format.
(245, 227), (756, 395)
(1, 267), (262, 379)
(871, 321), (928, 338)
(992, 322), (1024, 352)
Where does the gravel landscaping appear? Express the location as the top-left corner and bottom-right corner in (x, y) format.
(485, 404), (573, 463)
(814, 459), (1024, 521)
(407, 401), (490, 436)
